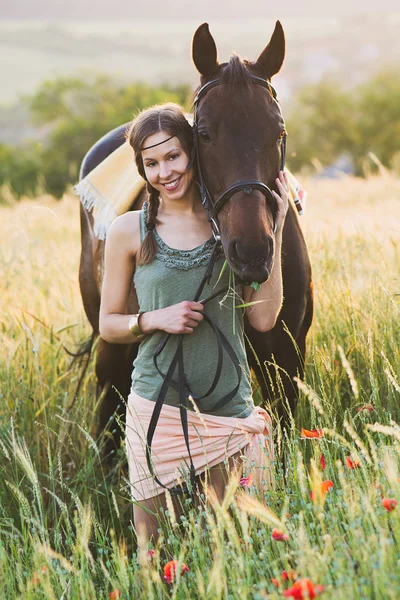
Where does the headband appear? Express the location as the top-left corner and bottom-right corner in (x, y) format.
(141, 135), (175, 151)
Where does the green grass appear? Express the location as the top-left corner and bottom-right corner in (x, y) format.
(0, 178), (399, 598)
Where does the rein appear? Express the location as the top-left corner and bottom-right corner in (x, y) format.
(145, 74), (286, 498)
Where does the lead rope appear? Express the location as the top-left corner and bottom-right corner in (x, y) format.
(145, 241), (243, 498)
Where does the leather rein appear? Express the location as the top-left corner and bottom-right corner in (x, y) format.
(145, 75), (286, 498)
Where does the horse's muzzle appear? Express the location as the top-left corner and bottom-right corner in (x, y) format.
(227, 235), (275, 284)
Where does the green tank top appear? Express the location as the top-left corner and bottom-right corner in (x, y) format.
(131, 202), (254, 418)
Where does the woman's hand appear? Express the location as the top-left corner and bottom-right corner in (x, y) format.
(272, 170), (290, 234)
(140, 301), (204, 335)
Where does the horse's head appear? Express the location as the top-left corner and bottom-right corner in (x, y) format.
(192, 22), (286, 284)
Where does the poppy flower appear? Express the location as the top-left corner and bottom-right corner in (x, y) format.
(310, 480), (333, 502)
(271, 528), (289, 542)
(282, 570), (297, 582)
(146, 549), (156, 560)
(283, 578), (324, 599)
(271, 578), (280, 588)
(382, 498), (398, 512)
(163, 560), (190, 584)
(109, 591), (121, 599)
(239, 474), (253, 487)
(301, 428), (324, 439)
(357, 404), (373, 413)
(346, 456), (361, 469)
(320, 454), (326, 471)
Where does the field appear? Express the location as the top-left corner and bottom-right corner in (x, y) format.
(0, 175), (399, 599)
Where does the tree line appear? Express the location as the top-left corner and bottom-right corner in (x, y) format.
(0, 68), (399, 201)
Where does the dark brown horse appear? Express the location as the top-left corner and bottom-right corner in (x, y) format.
(78, 21), (313, 451)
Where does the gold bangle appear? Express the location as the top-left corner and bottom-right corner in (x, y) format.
(128, 312), (146, 341)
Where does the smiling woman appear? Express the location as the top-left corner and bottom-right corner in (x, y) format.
(98, 102), (289, 544)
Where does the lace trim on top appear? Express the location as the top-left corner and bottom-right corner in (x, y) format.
(141, 202), (215, 270)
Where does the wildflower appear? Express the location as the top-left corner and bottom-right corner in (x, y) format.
(109, 591), (121, 599)
(163, 560), (190, 584)
(301, 428), (324, 439)
(310, 480), (333, 502)
(146, 549), (156, 560)
(357, 404), (373, 413)
(271, 578), (280, 587)
(283, 578), (324, 599)
(346, 456), (361, 469)
(320, 454), (326, 471)
(282, 570), (297, 581)
(382, 498), (398, 512)
(239, 474), (254, 487)
(271, 528), (289, 542)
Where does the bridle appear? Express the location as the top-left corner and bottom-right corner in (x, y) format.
(145, 74), (287, 499)
(192, 74), (287, 241)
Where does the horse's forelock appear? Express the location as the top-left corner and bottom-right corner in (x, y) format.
(220, 54), (254, 93)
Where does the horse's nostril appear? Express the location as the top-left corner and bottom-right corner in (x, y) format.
(229, 236), (274, 265)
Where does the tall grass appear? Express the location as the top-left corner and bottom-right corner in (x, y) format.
(0, 177), (399, 598)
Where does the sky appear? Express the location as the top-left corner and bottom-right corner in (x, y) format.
(2, 0), (399, 20)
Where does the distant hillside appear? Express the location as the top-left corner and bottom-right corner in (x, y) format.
(1, 14), (399, 105)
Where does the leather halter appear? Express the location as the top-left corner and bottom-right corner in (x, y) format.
(192, 75), (287, 240)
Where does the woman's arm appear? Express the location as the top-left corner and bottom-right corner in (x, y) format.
(243, 170), (289, 332)
(99, 212), (204, 343)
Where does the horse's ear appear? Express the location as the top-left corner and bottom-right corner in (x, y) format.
(192, 23), (219, 78)
(256, 20), (285, 79)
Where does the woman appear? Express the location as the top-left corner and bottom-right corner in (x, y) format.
(99, 102), (289, 542)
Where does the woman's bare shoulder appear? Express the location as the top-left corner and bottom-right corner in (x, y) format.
(106, 210), (141, 254)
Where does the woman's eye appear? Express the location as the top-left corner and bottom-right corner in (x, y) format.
(168, 154), (179, 160)
(146, 162), (156, 168)
(199, 131), (211, 142)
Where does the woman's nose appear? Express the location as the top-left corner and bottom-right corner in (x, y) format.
(159, 161), (172, 180)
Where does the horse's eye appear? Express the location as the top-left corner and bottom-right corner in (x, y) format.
(199, 130), (211, 142)
(278, 130), (287, 141)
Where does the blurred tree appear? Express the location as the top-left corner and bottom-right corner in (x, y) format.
(0, 142), (42, 200)
(354, 68), (400, 170)
(285, 78), (359, 173)
(29, 75), (191, 197)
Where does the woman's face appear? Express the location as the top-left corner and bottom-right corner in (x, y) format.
(141, 132), (194, 201)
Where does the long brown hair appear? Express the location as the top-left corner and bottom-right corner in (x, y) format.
(127, 103), (194, 265)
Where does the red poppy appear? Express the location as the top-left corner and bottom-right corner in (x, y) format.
(163, 560), (190, 584)
(301, 428), (324, 439)
(282, 570), (297, 582)
(283, 578), (324, 599)
(320, 454), (326, 471)
(310, 480), (333, 502)
(109, 591), (121, 599)
(382, 498), (398, 512)
(146, 549), (156, 560)
(271, 578), (280, 588)
(271, 528), (289, 542)
(346, 456), (361, 469)
(239, 474), (254, 487)
(357, 404), (373, 413)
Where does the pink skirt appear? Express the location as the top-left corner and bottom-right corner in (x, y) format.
(125, 391), (274, 501)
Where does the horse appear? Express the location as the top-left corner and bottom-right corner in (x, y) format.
(77, 21), (313, 453)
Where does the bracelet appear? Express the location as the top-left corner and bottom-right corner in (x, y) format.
(128, 312), (146, 341)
